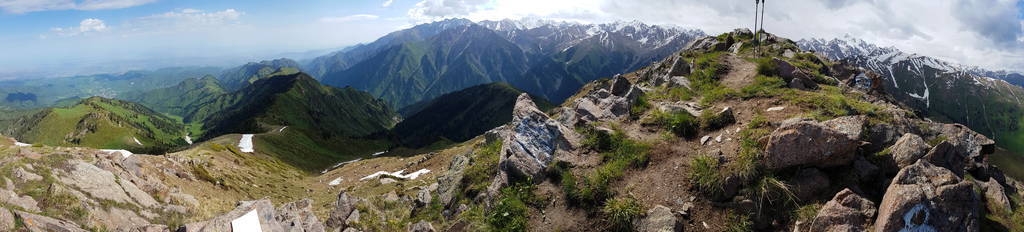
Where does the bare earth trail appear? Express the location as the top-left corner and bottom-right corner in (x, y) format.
(721, 54), (758, 90)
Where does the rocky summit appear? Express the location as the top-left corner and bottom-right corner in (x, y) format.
(1, 16), (1023, 232)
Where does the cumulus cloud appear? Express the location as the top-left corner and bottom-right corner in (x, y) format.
(0, 0), (156, 14)
(382, 0), (394, 7)
(321, 14), (380, 23)
(50, 18), (107, 37)
(405, 0), (1024, 72)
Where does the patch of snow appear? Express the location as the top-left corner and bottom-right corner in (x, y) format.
(360, 169), (432, 181)
(766, 106), (785, 112)
(321, 158), (362, 174)
(132, 137), (143, 146)
(278, 126), (287, 133)
(184, 135), (193, 145)
(14, 141), (30, 147)
(101, 149), (133, 159)
(371, 151), (387, 156)
(239, 134), (254, 153)
(328, 177), (342, 186)
(231, 209), (263, 232)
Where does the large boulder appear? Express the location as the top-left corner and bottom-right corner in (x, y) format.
(635, 205), (677, 232)
(808, 188), (877, 232)
(58, 161), (138, 206)
(667, 56), (691, 77)
(763, 118), (859, 170)
(14, 210), (88, 232)
(326, 191), (358, 229)
(923, 141), (966, 177)
(821, 115), (866, 140)
(499, 94), (577, 180)
(773, 58), (813, 83)
(977, 178), (1012, 213)
(436, 154), (469, 208)
(874, 160), (980, 232)
(182, 199), (325, 232)
(890, 133), (931, 168)
(930, 124), (996, 172)
(684, 36), (727, 52)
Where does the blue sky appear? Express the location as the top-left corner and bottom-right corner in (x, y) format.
(0, 0), (1021, 78)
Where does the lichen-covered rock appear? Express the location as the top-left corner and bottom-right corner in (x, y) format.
(874, 160), (980, 232)
(808, 188), (877, 232)
(635, 205), (677, 232)
(499, 94), (577, 180)
(14, 210), (88, 232)
(327, 191), (357, 229)
(822, 115), (866, 141)
(890, 133), (931, 168)
(12, 166), (42, 182)
(436, 154), (469, 208)
(764, 118), (859, 170)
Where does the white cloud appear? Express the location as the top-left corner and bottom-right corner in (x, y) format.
(382, 0), (394, 7)
(321, 14), (380, 23)
(128, 8), (243, 32)
(406, 0), (1024, 72)
(0, 0), (156, 14)
(50, 18), (107, 37)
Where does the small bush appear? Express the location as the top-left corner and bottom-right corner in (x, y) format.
(690, 154), (722, 196)
(668, 112), (700, 138)
(751, 176), (798, 215)
(602, 196), (643, 232)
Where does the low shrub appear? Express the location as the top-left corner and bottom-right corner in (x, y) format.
(668, 112), (700, 138)
(690, 154), (722, 196)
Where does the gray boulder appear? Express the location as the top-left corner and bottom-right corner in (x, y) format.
(14, 210), (88, 232)
(636, 205), (677, 232)
(436, 154), (469, 208)
(764, 118), (859, 170)
(12, 167), (42, 182)
(808, 188), (877, 232)
(327, 191), (357, 229)
(684, 36), (726, 52)
(668, 56), (691, 77)
(277, 199), (327, 232)
(0, 208), (12, 231)
(977, 178), (1012, 213)
(58, 161), (137, 205)
(407, 220), (436, 232)
(182, 199), (325, 232)
(874, 160), (980, 232)
(923, 141), (966, 177)
(822, 115), (866, 141)
(499, 94), (576, 180)
(890, 133), (931, 168)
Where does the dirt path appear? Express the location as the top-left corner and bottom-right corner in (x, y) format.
(721, 54), (757, 90)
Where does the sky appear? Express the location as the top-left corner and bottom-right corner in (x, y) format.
(0, 0), (1021, 78)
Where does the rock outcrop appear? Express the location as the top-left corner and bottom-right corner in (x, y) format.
(14, 210), (88, 232)
(874, 160), (980, 232)
(560, 76), (644, 126)
(809, 188), (877, 232)
(890, 133), (931, 168)
(763, 118), (859, 170)
(182, 199), (325, 232)
(499, 94), (577, 181)
(436, 154), (469, 208)
(635, 205), (677, 232)
(327, 192), (359, 229)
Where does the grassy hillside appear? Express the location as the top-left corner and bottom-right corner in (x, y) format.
(0, 66), (220, 109)
(4, 97), (188, 153)
(123, 75), (228, 117)
(218, 58), (301, 91)
(390, 83), (553, 148)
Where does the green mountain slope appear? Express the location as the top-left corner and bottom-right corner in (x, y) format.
(123, 75), (228, 117)
(3, 97), (188, 153)
(218, 58), (301, 91)
(390, 83), (552, 148)
(186, 72), (399, 171)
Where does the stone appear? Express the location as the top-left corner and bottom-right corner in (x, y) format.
(729, 41), (744, 54)
(864, 122), (900, 153)
(89, 207), (150, 231)
(118, 178), (159, 208)
(924, 141), (966, 177)
(822, 115), (866, 141)
(277, 199), (327, 232)
(14, 210), (88, 232)
(0, 189), (40, 212)
(636, 205), (677, 232)
(700, 136), (711, 145)
(788, 76), (817, 90)
(783, 49), (797, 58)
(168, 192), (200, 210)
(763, 118), (859, 170)
(129, 225), (170, 232)
(414, 187), (433, 209)
(346, 209), (361, 226)
(978, 178), (1012, 212)
(684, 36), (726, 52)
(668, 56), (691, 77)
(327, 191), (357, 228)
(379, 178), (398, 185)
(384, 191), (401, 203)
(609, 75), (633, 97)
(890, 133), (931, 168)
(790, 168), (830, 202)
(851, 156), (880, 181)
(808, 188), (877, 232)
(58, 161), (136, 205)
(12, 167), (42, 182)
(874, 160), (980, 232)
(182, 199), (324, 232)
(773, 58), (811, 83)
(500, 94), (577, 180)
(436, 154), (469, 208)
(0, 208), (13, 231)
(408, 220), (436, 232)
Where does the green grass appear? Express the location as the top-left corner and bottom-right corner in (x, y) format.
(792, 203), (822, 223)
(487, 184), (537, 232)
(724, 211), (753, 232)
(462, 140), (502, 199)
(682, 51), (736, 106)
(689, 154), (723, 196)
(750, 176), (798, 215)
(253, 128), (391, 172)
(602, 196), (643, 231)
(785, 86), (886, 121)
(648, 86), (696, 102)
(564, 128), (649, 206)
(699, 108), (735, 131)
(740, 75), (788, 99)
(630, 95), (651, 119)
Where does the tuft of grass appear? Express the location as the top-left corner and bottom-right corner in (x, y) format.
(649, 86), (696, 102)
(724, 211), (753, 232)
(740, 75), (788, 99)
(565, 127), (650, 206)
(462, 140), (502, 198)
(927, 135), (949, 147)
(630, 95), (651, 119)
(785, 86), (886, 121)
(792, 203), (822, 223)
(689, 154), (723, 196)
(668, 112), (700, 139)
(487, 184), (535, 232)
(602, 196), (643, 232)
(750, 176), (798, 216)
(755, 57), (779, 77)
